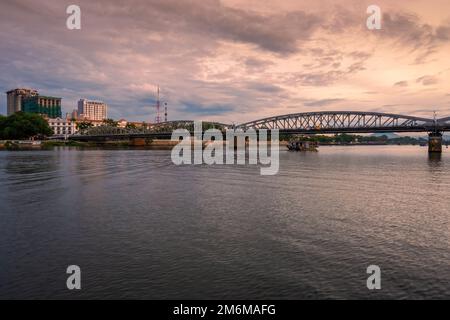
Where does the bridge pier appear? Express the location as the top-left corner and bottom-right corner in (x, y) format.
(428, 132), (443, 153)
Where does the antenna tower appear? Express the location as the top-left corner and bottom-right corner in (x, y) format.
(164, 103), (168, 122)
(155, 86), (161, 124)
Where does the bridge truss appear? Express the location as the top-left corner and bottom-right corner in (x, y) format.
(71, 112), (450, 141)
(237, 111), (450, 134)
(75, 121), (230, 139)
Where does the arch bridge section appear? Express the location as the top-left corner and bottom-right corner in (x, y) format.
(73, 121), (231, 141)
(237, 111), (450, 153)
(237, 111), (437, 134)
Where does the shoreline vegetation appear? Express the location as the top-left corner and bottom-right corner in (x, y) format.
(0, 140), (176, 150)
(0, 137), (444, 151)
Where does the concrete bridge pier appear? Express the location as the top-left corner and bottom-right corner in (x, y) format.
(428, 132), (443, 153)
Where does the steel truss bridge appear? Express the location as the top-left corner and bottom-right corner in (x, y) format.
(70, 112), (450, 142)
(71, 121), (229, 140)
(237, 111), (450, 134)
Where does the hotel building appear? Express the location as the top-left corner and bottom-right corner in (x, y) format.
(77, 99), (108, 121)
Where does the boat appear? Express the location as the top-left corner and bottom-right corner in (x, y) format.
(17, 140), (42, 146)
(287, 140), (318, 152)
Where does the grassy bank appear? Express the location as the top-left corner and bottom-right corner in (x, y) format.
(2, 139), (287, 151)
(42, 140), (94, 148)
(0, 140), (101, 150)
(42, 139), (173, 149)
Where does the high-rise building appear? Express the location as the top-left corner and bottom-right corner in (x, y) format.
(6, 88), (62, 119)
(66, 109), (78, 120)
(22, 95), (62, 119)
(6, 88), (38, 115)
(77, 99), (107, 121)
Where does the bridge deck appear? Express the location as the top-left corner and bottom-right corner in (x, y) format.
(70, 111), (450, 141)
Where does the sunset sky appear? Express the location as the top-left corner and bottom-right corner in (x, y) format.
(1, 0), (450, 123)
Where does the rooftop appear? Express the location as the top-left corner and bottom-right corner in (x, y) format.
(29, 95), (62, 100)
(6, 88), (38, 94)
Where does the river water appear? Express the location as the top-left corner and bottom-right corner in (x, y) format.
(0, 146), (449, 299)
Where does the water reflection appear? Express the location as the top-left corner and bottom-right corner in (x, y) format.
(0, 146), (449, 300)
(4, 152), (59, 175)
(428, 152), (442, 164)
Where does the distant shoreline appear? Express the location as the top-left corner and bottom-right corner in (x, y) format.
(0, 139), (445, 151)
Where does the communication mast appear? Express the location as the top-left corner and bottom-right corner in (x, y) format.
(164, 103), (168, 122)
(155, 86), (161, 124)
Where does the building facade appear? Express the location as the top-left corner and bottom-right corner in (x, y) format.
(77, 99), (107, 121)
(47, 118), (78, 137)
(6, 88), (38, 115)
(69, 109), (79, 120)
(77, 119), (104, 127)
(22, 95), (62, 119)
(116, 119), (145, 128)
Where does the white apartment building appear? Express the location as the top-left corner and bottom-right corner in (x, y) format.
(77, 99), (108, 121)
(47, 118), (78, 137)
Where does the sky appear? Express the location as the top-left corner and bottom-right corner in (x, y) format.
(1, 0), (450, 123)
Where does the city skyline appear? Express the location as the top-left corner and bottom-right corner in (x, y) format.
(1, 0), (450, 123)
(1, 0), (450, 302)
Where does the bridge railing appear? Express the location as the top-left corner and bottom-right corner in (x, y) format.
(76, 121), (231, 136)
(237, 111), (436, 132)
(77, 126), (154, 136)
(73, 112), (449, 137)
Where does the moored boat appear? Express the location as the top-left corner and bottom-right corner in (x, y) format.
(287, 140), (318, 152)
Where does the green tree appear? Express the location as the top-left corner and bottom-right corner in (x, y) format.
(334, 133), (354, 144)
(0, 112), (53, 140)
(76, 121), (94, 131)
(0, 115), (6, 133)
(125, 123), (137, 129)
(103, 119), (118, 127)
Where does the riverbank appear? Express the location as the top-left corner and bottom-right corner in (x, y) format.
(1, 139), (289, 150)
(0, 140), (43, 150)
(0, 139), (176, 150)
(2, 139), (439, 151)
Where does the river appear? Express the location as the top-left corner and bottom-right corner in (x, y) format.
(0, 146), (449, 299)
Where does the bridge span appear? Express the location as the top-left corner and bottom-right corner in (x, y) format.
(237, 111), (449, 153)
(237, 111), (449, 134)
(70, 111), (450, 153)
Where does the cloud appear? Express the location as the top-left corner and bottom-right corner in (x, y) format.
(243, 57), (274, 72)
(286, 63), (365, 87)
(416, 75), (439, 86)
(304, 98), (345, 107)
(83, 0), (324, 55)
(1, 0), (450, 121)
(179, 101), (234, 116)
(381, 12), (450, 63)
(394, 81), (409, 87)
(435, 25), (450, 41)
(245, 82), (283, 93)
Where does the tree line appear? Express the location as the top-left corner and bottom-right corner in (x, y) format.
(0, 112), (53, 140)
